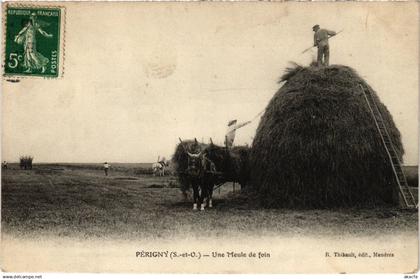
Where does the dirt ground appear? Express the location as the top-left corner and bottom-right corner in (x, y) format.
(1, 164), (418, 240)
(1, 164), (418, 273)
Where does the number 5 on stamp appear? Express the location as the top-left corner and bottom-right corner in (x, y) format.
(3, 5), (64, 77)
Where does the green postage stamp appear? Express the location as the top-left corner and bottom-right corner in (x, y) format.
(3, 5), (64, 77)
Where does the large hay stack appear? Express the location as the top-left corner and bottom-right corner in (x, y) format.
(249, 65), (403, 208)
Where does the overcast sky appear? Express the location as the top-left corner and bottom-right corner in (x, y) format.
(2, 2), (418, 164)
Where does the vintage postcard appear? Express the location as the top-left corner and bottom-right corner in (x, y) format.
(1, 1), (418, 275)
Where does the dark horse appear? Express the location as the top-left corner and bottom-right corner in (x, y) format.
(182, 142), (217, 211)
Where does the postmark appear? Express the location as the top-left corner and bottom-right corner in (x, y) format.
(3, 5), (65, 78)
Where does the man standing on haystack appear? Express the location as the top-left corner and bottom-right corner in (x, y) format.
(313, 24), (336, 66)
(225, 119), (251, 148)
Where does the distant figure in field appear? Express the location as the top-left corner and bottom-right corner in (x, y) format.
(225, 119), (251, 148)
(2, 161), (7, 169)
(104, 162), (110, 176)
(313, 24), (336, 66)
(153, 156), (167, 176)
(158, 157), (167, 168)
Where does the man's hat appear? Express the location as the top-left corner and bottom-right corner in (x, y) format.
(312, 24), (320, 30)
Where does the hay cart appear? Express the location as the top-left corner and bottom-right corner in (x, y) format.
(207, 169), (241, 194)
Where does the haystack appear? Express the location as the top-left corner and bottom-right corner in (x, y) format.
(19, 155), (34, 170)
(249, 65), (403, 208)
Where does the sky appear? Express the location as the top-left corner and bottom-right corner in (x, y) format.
(2, 2), (419, 164)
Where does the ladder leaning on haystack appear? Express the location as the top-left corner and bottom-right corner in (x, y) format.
(359, 84), (418, 209)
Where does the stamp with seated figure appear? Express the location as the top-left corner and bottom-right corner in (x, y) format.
(3, 5), (65, 78)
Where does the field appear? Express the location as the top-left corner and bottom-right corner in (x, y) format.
(1, 163), (418, 240)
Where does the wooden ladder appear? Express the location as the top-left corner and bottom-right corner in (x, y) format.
(359, 84), (417, 208)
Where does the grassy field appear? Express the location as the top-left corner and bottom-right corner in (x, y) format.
(1, 164), (418, 240)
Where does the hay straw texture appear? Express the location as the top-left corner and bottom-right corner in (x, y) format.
(249, 65), (403, 208)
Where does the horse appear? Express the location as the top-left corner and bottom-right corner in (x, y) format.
(152, 161), (166, 176)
